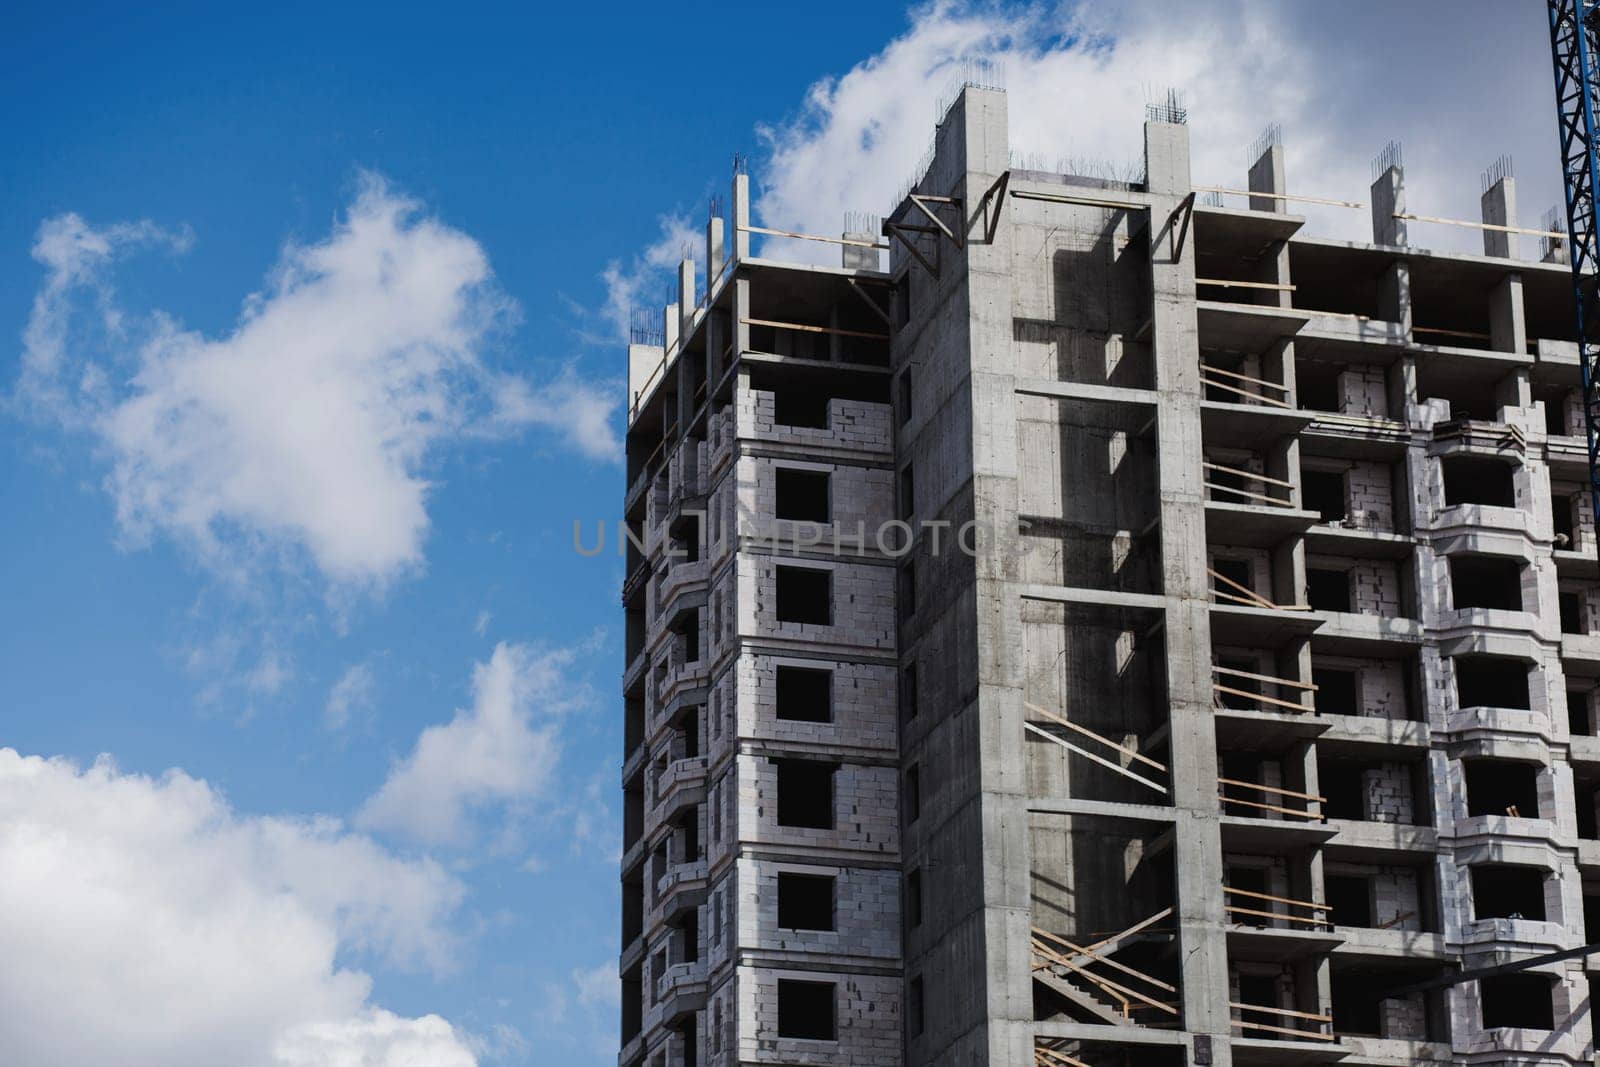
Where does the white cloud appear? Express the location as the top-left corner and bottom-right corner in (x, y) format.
(473, 610), (492, 637)
(325, 662), (378, 730)
(18, 173), (621, 593)
(357, 642), (589, 846)
(598, 212), (700, 343)
(732, 1), (1557, 268)
(571, 961), (619, 1010)
(0, 748), (475, 1067)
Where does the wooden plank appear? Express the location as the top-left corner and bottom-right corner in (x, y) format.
(1213, 664), (1318, 691)
(1033, 928), (1179, 995)
(1203, 460), (1297, 491)
(1217, 777), (1327, 804)
(1230, 1002), (1333, 1024)
(1218, 795), (1325, 821)
(1225, 903), (1333, 927)
(1023, 702), (1168, 771)
(1212, 683), (1313, 713)
(1222, 886), (1329, 911)
(1082, 907), (1176, 955)
(1024, 723), (1169, 796)
(738, 224), (888, 250)
(1199, 375), (1295, 409)
(1196, 278), (1297, 292)
(740, 317), (889, 341)
(1392, 211), (1566, 239)
(1194, 184), (1363, 210)
(1198, 362), (1291, 394)
(1231, 1018), (1336, 1041)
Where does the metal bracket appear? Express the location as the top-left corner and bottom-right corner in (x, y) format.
(1165, 191), (1197, 262)
(977, 170), (1011, 243)
(846, 277), (892, 327)
(908, 194), (965, 250)
(886, 222), (941, 279)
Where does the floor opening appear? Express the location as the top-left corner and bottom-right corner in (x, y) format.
(775, 565), (831, 625)
(1480, 972), (1554, 1030)
(1441, 456), (1515, 508)
(1449, 555), (1523, 612)
(775, 665), (832, 723)
(777, 872), (834, 931)
(777, 979), (837, 1040)
(1454, 655), (1530, 710)
(773, 758), (834, 829)
(1463, 759), (1540, 818)
(1470, 864), (1546, 922)
(775, 467), (830, 523)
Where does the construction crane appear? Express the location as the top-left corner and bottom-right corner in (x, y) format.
(1549, 0), (1600, 545)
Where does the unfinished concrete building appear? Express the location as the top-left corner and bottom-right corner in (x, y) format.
(619, 82), (1599, 1066)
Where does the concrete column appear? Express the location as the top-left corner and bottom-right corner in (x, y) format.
(1145, 116), (1236, 1067)
(731, 173), (750, 262)
(663, 303), (679, 363)
(1247, 139), (1286, 215)
(706, 215), (725, 292)
(678, 258), (696, 341)
(1371, 164), (1406, 247)
(1483, 176), (1528, 355)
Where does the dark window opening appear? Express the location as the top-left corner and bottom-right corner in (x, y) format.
(894, 278), (912, 328)
(1212, 558), (1254, 603)
(777, 979), (836, 1040)
(774, 758), (834, 829)
(680, 909), (700, 964)
(1442, 457), (1515, 508)
(1455, 655), (1530, 710)
(621, 965), (643, 1041)
(1471, 865), (1546, 922)
(677, 611), (701, 664)
(1299, 373), (1339, 413)
(1585, 894), (1600, 943)
(1217, 657), (1261, 711)
(776, 566), (831, 625)
(680, 1018), (697, 1067)
(1236, 972), (1279, 1029)
(1480, 973), (1554, 1030)
(1313, 667), (1359, 716)
(776, 666), (832, 723)
(1555, 494), (1577, 549)
(1562, 591), (1585, 635)
(1226, 866), (1270, 928)
(899, 562), (916, 621)
(1450, 555), (1523, 612)
(1571, 691), (1593, 737)
(1308, 568), (1352, 612)
(1547, 396), (1569, 436)
(899, 464), (915, 523)
(902, 662), (919, 721)
(1331, 972), (1382, 1036)
(1303, 469), (1348, 522)
(1320, 760), (1366, 821)
(905, 763), (921, 823)
(908, 976), (925, 1037)
(1327, 875), (1373, 928)
(773, 385), (832, 429)
(907, 868), (923, 928)
(776, 468), (831, 524)
(898, 370), (913, 425)
(1464, 760), (1540, 819)
(777, 873), (835, 931)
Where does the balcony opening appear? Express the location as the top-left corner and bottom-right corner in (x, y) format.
(1212, 557), (1254, 602)
(1562, 591), (1585, 634)
(1331, 972), (1382, 1036)
(899, 464), (915, 523)
(679, 1017), (697, 1067)
(772, 383), (832, 429)
(1480, 973), (1554, 1030)
(1449, 555), (1523, 612)
(1571, 691), (1594, 736)
(1303, 469), (1347, 522)
(905, 763), (921, 823)
(1470, 864), (1546, 921)
(777, 979), (836, 1040)
(678, 808), (701, 863)
(1236, 972), (1279, 1029)
(624, 782), (644, 851)
(774, 758), (835, 829)
(899, 562), (917, 621)
(625, 696), (645, 755)
(1441, 457), (1514, 508)
(1454, 655), (1530, 710)
(1554, 493), (1577, 549)
(1298, 370), (1340, 413)
(775, 565), (831, 625)
(621, 963), (643, 1042)
(908, 976), (925, 1038)
(898, 369), (913, 425)
(1586, 892), (1600, 942)
(1545, 393), (1569, 436)
(902, 661), (919, 722)
(1216, 656), (1261, 710)
(1313, 667), (1359, 716)
(1320, 760), (1365, 821)
(675, 612), (701, 665)
(776, 666), (832, 723)
(680, 908), (700, 963)
(777, 872), (835, 931)
(907, 868), (923, 928)
(1464, 759), (1540, 818)
(1308, 568), (1352, 612)
(1224, 865), (1270, 927)
(1327, 874), (1372, 928)
(622, 868), (644, 945)
(775, 467), (831, 524)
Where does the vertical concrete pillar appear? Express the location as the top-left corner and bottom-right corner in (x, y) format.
(1371, 164), (1413, 335)
(1145, 115), (1236, 1067)
(1483, 174), (1528, 356)
(731, 173), (750, 262)
(678, 258), (696, 346)
(707, 215), (725, 292)
(1247, 137), (1286, 215)
(663, 303), (679, 359)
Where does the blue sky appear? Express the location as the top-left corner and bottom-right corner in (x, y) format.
(0, 2), (1559, 1065)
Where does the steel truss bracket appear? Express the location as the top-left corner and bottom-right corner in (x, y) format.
(1164, 191), (1197, 263)
(907, 193), (965, 250)
(845, 277), (892, 327)
(976, 170), (1011, 243)
(886, 221), (941, 279)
